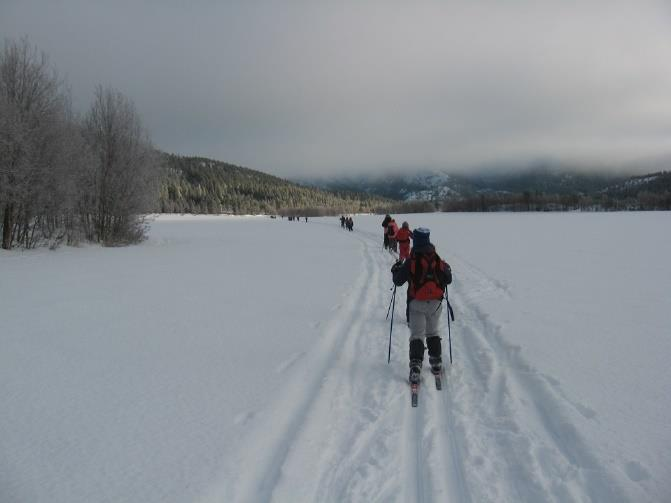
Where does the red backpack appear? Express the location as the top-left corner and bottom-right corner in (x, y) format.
(408, 250), (450, 300)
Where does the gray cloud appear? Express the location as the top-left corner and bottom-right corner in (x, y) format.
(2, 0), (671, 177)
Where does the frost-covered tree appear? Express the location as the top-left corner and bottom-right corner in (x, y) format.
(83, 85), (159, 244)
(0, 38), (160, 249)
(0, 37), (68, 249)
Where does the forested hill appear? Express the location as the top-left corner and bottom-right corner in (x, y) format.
(157, 154), (391, 215)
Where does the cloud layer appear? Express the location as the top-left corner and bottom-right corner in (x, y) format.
(3, 0), (671, 177)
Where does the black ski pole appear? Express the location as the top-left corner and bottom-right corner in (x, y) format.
(388, 285), (396, 364)
(386, 285), (396, 320)
(445, 287), (455, 364)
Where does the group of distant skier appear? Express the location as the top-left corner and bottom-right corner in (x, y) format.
(380, 214), (413, 259)
(339, 215), (354, 231)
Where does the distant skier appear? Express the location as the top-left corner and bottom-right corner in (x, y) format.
(340, 215), (346, 228)
(391, 228), (452, 385)
(396, 221), (412, 260)
(387, 218), (399, 253)
(347, 217), (354, 231)
(381, 214), (392, 249)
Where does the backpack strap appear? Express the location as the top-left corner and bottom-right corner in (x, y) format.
(412, 253), (424, 289)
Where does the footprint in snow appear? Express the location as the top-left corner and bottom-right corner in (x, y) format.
(234, 411), (255, 426)
(624, 460), (650, 482)
(573, 403), (597, 420)
(542, 374), (597, 420)
(275, 351), (304, 373)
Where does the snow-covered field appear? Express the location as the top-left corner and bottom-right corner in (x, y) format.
(1, 212), (669, 502)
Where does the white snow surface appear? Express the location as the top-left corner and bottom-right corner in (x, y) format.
(1, 212), (670, 502)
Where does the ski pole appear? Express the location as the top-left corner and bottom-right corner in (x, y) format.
(386, 285), (396, 320)
(445, 287), (455, 364)
(388, 284), (396, 364)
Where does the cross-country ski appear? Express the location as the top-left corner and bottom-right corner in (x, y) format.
(434, 373), (442, 391)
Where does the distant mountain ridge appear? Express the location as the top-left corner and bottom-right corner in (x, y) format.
(301, 165), (670, 201)
(302, 170), (466, 202)
(300, 164), (670, 211)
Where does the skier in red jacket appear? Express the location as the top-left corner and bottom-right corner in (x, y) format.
(391, 228), (452, 385)
(395, 221), (412, 260)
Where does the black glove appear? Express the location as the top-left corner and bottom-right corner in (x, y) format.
(391, 261), (403, 273)
(440, 262), (453, 285)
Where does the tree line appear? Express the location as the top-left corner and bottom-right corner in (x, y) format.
(441, 186), (671, 212)
(0, 37), (159, 250)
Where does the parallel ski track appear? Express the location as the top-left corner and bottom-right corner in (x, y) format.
(233, 230), (379, 502)
(274, 225), (470, 502)
(235, 219), (625, 502)
(432, 371), (472, 502)
(445, 252), (626, 502)
(273, 229), (412, 502)
(313, 223), (442, 502)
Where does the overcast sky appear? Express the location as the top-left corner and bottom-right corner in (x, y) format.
(2, 0), (671, 178)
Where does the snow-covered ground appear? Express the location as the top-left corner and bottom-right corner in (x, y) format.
(1, 212), (669, 502)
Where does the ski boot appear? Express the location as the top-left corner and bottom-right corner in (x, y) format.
(426, 336), (443, 376)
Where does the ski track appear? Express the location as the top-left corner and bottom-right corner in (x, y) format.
(447, 252), (627, 502)
(232, 231), (375, 502)
(230, 223), (628, 503)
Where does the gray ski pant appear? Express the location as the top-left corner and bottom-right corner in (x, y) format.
(408, 298), (443, 342)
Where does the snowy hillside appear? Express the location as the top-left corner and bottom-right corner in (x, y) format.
(605, 171), (671, 195)
(303, 169), (465, 202)
(1, 213), (670, 502)
(398, 171), (460, 201)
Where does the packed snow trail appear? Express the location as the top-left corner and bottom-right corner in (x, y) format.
(4, 214), (666, 502)
(224, 219), (633, 502)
